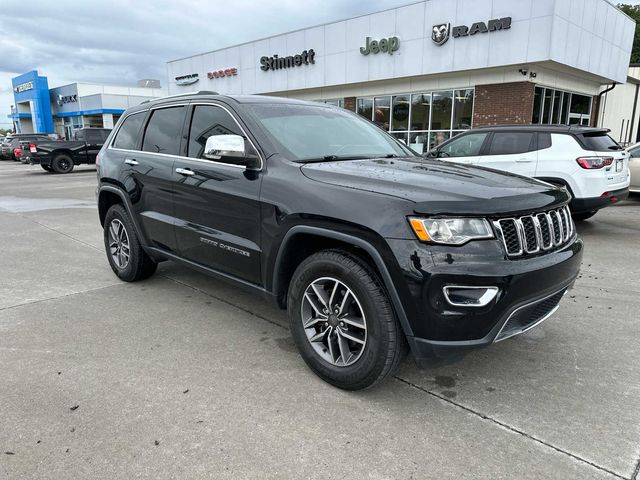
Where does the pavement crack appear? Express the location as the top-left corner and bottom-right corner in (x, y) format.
(0, 283), (123, 313)
(15, 212), (102, 253)
(393, 375), (627, 480)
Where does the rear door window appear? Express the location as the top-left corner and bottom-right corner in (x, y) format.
(142, 106), (186, 156)
(487, 132), (536, 155)
(578, 132), (621, 152)
(112, 112), (146, 150)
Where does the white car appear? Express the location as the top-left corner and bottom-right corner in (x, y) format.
(427, 125), (630, 220)
(624, 142), (640, 192)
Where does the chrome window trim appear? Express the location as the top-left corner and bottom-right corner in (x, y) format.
(107, 101), (264, 171)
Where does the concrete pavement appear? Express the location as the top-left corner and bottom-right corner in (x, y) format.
(0, 161), (639, 479)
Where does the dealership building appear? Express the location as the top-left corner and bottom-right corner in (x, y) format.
(9, 70), (166, 139)
(167, 0), (635, 153)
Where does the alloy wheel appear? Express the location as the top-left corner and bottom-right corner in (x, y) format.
(108, 219), (130, 269)
(301, 277), (367, 367)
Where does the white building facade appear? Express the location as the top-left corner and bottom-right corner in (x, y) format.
(167, 0), (635, 152)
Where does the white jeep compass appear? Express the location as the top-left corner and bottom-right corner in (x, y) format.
(428, 125), (630, 220)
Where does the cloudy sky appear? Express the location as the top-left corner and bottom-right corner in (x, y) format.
(0, 0), (418, 128)
(2, 0), (640, 129)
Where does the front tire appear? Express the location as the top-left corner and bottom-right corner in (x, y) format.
(51, 154), (74, 174)
(572, 210), (598, 221)
(287, 250), (406, 390)
(103, 204), (157, 282)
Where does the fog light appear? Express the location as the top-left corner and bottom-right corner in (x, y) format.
(443, 286), (499, 307)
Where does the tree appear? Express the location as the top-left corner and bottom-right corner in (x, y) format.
(618, 3), (640, 63)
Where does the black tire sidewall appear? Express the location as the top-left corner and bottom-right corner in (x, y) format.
(52, 154), (74, 174)
(103, 205), (142, 281)
(288, 252), (396, 389)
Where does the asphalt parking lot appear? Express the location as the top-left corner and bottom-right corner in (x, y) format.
(0, 161), (639, 480)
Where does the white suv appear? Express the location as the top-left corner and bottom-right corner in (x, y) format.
(427, 125), (630, 220)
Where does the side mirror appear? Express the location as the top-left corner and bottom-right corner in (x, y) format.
(203, 134), (261, 169)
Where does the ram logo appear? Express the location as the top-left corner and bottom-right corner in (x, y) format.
(432, 23), (450, 45)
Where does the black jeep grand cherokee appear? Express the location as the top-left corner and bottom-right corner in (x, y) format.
(97, 93), (583, 390)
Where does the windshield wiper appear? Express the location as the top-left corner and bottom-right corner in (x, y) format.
(301, 155), (374, 163)
(608, 145), (624, 150)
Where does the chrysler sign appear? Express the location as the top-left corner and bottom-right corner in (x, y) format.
(175, 73), (199, 86)
(432, 17), (512, 45)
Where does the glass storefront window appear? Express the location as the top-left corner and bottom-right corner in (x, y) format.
(532, 87), (592, 126)
(452, 89), (474, 129)
(410, 94), (430, 131)
(390, 132), (408, 145)
(356, 89), (473, 155)
(391, 95), (410, 131)
(560, 92), (570, 124)
(431, 91), (452, 130)
(429, 131), (451, 150)
(570, 94), (591, 115)
(357, 98), (373, 121)
(532, 87), (543, 124)
(541, 89), (552, 124)
(551, 90), (562, 124)
(373, 96), (391, 130)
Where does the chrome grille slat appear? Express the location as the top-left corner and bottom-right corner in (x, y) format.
(493, 206), (575, 258)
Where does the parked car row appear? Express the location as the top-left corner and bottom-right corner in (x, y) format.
(1, 133), (52, 161)
(2, 128), (111, 173)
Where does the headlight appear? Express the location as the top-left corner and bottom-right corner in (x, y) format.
(408, 217), (494, 245)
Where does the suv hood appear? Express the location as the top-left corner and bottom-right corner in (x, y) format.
(301, 157), (568, 216)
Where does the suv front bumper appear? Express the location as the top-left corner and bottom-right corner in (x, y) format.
(386, 236), (583, 366)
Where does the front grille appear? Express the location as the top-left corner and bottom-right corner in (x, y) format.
(493, 205), (574, 258)
(495, 289), (566, 341)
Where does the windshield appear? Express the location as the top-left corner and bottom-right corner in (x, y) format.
(247, 103), (416, 161)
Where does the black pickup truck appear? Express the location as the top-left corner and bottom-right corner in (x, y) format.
(26, 128), (111, 173)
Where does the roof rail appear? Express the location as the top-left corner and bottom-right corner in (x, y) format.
(140, 90), (220, 104)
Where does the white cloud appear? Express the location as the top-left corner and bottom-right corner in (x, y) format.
(0, 0), (412, 129)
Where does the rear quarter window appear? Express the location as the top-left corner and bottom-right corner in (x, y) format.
(578, 133), (621, 152)
(112, 112), (146, 150)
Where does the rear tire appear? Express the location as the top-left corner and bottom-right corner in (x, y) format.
(287, 249), (407, 390)
(103, 204), (157, 282)
(572, 210), (597, 221)
(51, 154), (74, 174)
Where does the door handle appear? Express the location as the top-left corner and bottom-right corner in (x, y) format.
(124, 158), (139, 166)
(516, 158), (534, 163)
(176, 167), (195, 176)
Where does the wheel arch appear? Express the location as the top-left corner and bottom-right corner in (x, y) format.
(271, 225), (414, 337)
(97, 185), (150, 249)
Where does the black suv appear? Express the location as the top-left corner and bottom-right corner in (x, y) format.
(97, 93), (583, 390)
